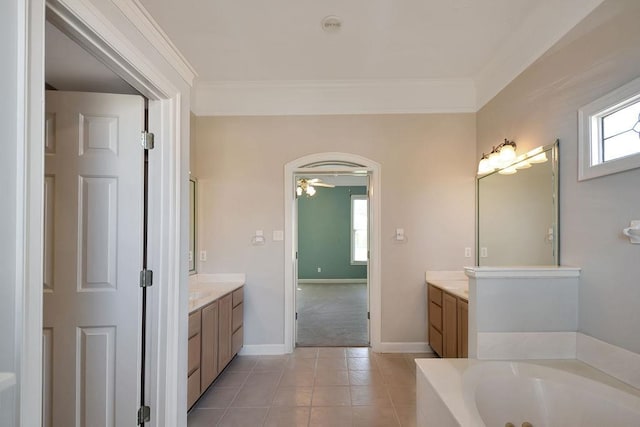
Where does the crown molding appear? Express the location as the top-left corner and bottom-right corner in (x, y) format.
(475, 0), (605, 110)
(112, 0), (197, 86)
(193, 79), (476, 116)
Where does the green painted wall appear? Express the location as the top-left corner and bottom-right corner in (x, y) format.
(298, 186), (367, 280)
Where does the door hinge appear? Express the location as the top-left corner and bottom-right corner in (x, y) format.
(367, 311), (370, 320)
(295, 251), (298, 260)
(141, 131), (155, 150)
(295, 312), (298, 320)
(137, 406), (150, 425)
(139, 269), (153, 288)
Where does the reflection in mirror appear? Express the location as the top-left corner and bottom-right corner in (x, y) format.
(477, 140), (559, 266)
(189, 178), (196, 273)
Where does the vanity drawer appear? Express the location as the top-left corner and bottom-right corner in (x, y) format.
(232, 302), (243, 332)
(187, 334), (201, 375)
(429, 302), (442, 331)
(429, 325), (443, 357)
(187, 368), (200, 409)
(428, 284), (442, 306)
(188, 310), (201, 338)
(232, 325), (243, 356)
(232, 287), (243, 307)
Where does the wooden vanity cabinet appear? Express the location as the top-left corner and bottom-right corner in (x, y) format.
(188, 285), (244, 410)
(217, 293), (233, 368)
(427, 284), (444, 356)
(427, 283), (468, 358)
(231, 288), (244, 356)
(457, 298), (468, 358)
(187, 310), (202, 409)
(442, 292), (458, 358)
(200, 300), (219, 392)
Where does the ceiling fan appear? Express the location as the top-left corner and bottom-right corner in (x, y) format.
(296, 178), (335, 197)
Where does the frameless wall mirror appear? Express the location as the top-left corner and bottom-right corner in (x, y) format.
(477, 140), (559, 266)
(189, 178), (196, 273)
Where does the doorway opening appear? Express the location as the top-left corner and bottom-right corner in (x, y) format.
(284, 153), (382, 353)
(295, 173), (370, 347)
(43, 20), (150, 426)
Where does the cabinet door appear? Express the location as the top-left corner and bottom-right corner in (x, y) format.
(201, 301), (219, 392)
(443, 292), (458, 358)
(218, 293), (233, 368)
(457, 298), (468, 358)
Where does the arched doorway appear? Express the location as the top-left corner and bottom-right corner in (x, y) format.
(284, 153), (381, 352)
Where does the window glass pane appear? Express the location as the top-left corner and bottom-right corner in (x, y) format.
(354, 230), (367, 262)
(603, 130), (640, 162)
(602, 100), (640, 138)
(353, 199), (367, 230)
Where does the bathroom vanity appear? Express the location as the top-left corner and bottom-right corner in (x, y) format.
(426, 271), (468, 358)
(187, 275), (244, 409)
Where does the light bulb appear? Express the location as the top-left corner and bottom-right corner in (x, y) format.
(488, 151), (501, 169)
(306, 186), (316, 196)
(499, 144), (516, 164)
(498, 166), (517, 175)
(296, 186), (303, 196)
(529, 152), (548, 164)
(477, 157), (493, 175)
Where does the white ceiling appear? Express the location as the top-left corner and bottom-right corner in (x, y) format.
(44, 0), (606, 114)
(141, 0), (540, 82)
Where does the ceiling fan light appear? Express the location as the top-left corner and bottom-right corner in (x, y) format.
(296, 186), (303, 196)
(306, 185), (316, 196)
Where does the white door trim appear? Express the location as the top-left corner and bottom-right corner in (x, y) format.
(21, 1), (190, 425)
(284, 152), (382, 352)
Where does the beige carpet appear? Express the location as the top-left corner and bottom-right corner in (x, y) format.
(296, 283), (368, 347)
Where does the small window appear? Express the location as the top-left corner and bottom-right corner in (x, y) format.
(351, 195), (368, 265)
(579, 76), (640, 180)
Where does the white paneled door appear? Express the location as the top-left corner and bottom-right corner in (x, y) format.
(43, 91), (144, 427)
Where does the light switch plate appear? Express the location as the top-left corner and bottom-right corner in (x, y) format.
(273, 230), (284, 241)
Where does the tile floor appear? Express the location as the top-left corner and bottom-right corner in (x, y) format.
(187, 347), (435, 426)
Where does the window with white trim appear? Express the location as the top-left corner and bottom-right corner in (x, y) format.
(579, 76), (640, 180)
(351, 195), (368, 264)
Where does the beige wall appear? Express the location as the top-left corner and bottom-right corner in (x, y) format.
(195, 114), (476, 345)
(477, 0), (640, 353)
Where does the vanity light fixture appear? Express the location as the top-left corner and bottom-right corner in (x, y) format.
(477, 139), (518, 175)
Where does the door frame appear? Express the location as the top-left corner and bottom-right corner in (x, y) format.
(20, 1), (191, 425)
(284, 153), (382, 352)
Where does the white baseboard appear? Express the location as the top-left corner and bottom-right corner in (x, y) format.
(238, 344), (288, 356)
(297, 279), (367, 284)
(577, 332), (640, 389)
(374, 342), (433, 354)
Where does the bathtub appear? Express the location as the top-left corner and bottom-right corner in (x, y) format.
(416, 359), (640, 427)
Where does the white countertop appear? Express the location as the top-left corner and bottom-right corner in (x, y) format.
(189, 273), (245, 313)
(425, 270), (469, 300)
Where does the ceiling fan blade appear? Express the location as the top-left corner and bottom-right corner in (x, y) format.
(313, 182), (335, 188)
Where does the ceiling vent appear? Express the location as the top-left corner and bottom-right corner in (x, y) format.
(321, 16), (342, 33)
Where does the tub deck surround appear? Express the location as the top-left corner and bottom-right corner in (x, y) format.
(416, 358), (640, 427)
(425, 270), (469, 300)
(464, 266), (581, 359)
(188, 273), (245, 313)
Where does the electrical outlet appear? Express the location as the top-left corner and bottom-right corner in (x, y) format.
(317, 267), (322, 273)
(199, 250), (207, 261)
(464, 247), (471, 258)
(480, 247), (488, 258)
